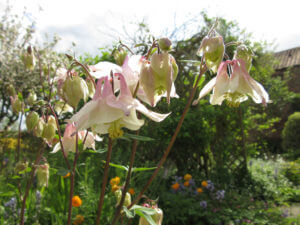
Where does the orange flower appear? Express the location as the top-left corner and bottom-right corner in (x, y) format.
(171, 182), (180, 190)
(201, 181), (208, 187)
(72, 196), (82, 207)
(183, 181), (190, 187)
(184, 173), (192, 181)
(111, 184), (120, 192)
(197, 188), (203, 194)
(110, 176), (120, 186)
(63, 172), (70, 178)
(128, 188), (135, 195)
(73, 215), (84, 225)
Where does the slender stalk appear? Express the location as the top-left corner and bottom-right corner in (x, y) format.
(19, 148), (45, 225)
(95, 138), (114, 225)
(66, 132), (79, 225)
(48, 104), (71, 170)
(71, 60), (96, 88)
(129, 64), (207, 208)
(238, 106), (247, 170)
(16, 112), (23, 162)
(111, 130), (140, 225)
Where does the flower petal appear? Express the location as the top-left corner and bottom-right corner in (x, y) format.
(134, 99), (170, 122)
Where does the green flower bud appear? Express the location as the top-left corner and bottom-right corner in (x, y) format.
(115, 190), (131, 208)
(197, 34), (225, 73)
(36, 163), (49, 187)
(33, 118), (45, 137)
(27, 92), (37, 106)
(26, 111), (39, 131)
(158, 38), (172, 52)
(7, 84), (16, 96)
(47, 115), (57, 131)
(113, 48), (128, 66)
(11, 97), (23, 114)
(15, 161), (28, 174)
(62, 76), (89, 108)
(234, 45), (253, 72)
(21, 46), (36, 71)
(41, 123), (56, 140)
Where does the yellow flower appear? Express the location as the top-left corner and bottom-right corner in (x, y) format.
(73, 214), (84, 225)
(201, 181), (208, 187)
(128, 188), (135, 195)
(184, 173), (192, 181)
(72, 196), (82, 207)
(197, 188), (203, 194)
(171, 182), (180, 190)
(183, 181), (190, 187)
(111, 184), (120, 192)
(110, 176), (120, 186)
(63, 172), (70, 178)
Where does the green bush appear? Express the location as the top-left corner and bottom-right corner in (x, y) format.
(283, 159), (300, 186)
(282, 112), (300, 159)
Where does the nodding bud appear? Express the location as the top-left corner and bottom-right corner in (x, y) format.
(26, 111), (39, 131)
(27, 91), (37, 106)
(22, 46), (36, 71)
(10, 96), (23, 114)
(158, 38), (172, 52)
(41, 123), (56, 140)
(113, 48), (128, 66)
(33, 118), (45, 138)
(36, 163), (49, 187)
(47, 115), (57, 131)
(115, 190), (132, 208)
(234, 45), (253, 72)
(197, 33), (224, 73)
(62, 75), (89, 108)
(138, 207), (163, 225)
(7, 84), (16, 96)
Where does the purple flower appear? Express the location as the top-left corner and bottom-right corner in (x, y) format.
(216, 190), (225, 200)
(206, 180), (214, 191)
(200, 201), (207, 209)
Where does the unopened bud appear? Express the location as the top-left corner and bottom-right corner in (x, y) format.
(158, 38), (172, 52)
(26, 111), (39, 131)
(21, 46), (36, 71)
(47, 115), (57, 130)
(87, 79), (95, 98)
(27, 92), (37, 106)
(62, 76), (89, 108)
(197, 33), (224, 73)
(113, 48), (127, 66)
(34, 118), (45, 137)
(234, 45), (253, 72)
(36, 163), (49, 187)
(10, 96), (23, 114)
(42, 123), (56, 140)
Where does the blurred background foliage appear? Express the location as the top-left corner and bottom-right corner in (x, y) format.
(0, 5), (299, 225)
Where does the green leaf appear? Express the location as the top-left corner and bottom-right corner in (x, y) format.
(102, 161), (128, 171)
(134, 206), (156, 225)
(134, 43), (147, 48)
(17, 92), (23, 101)
(193, 74), (205, 88)
(132, 167), (157, 172)
(179, 59), (202, 65)
(86, 148), (107, 154)
(11, 175), (21, 179)
(123, 133), (154, 142)
(0, 191), (15, 197)
(19, 166), (32, 174)
(131, 205), (156, 215)
(123, 206), (135, 218)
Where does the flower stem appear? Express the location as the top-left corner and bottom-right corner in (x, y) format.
(19, 148), (44, 225)
(111, 130), (140, 225)
(95, 138), (114, 225)
(129, 64), (207, 208)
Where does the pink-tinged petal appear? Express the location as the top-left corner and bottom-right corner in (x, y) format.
(193, 77), (217, 105)
(83, 131), (97, 150)
(89, 62), (122, 78)
(50, 143), (61, 153)
(134, 99), (170, 122)
(140, 62), (155, 106)
(121, 55), (141, 88)
(93, 77), (106, 100)
(121, 108), (145, 131)
(63, 123), (77, 137)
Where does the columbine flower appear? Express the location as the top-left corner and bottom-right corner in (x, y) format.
(51, 123), (101, 155)
(69, 73), (170, 138)
(193, 59), (269, 107)
(72, 196), (82, 207)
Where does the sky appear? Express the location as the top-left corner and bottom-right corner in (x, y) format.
(1, 0), (300, 55)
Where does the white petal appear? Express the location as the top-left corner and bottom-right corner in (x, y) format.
(193, 77), (216, 105)
(50, 143), (61, 153)
(121, 109), (145, 131)
(134, 99), (170, 122)
(89, 62), (122, 79)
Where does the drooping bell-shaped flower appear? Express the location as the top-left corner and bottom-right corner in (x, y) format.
(234, 45), (253, 72)
(197, 33), (225, 73)
(51, 123), (101, 155)
(140, 52), (178, 106)
(10, 95), (23, 114)
(27, 91), (37, 106)
(193, 59), (269, 107)
(69, 73), (170, 138)
(21, 46), (36, 71)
